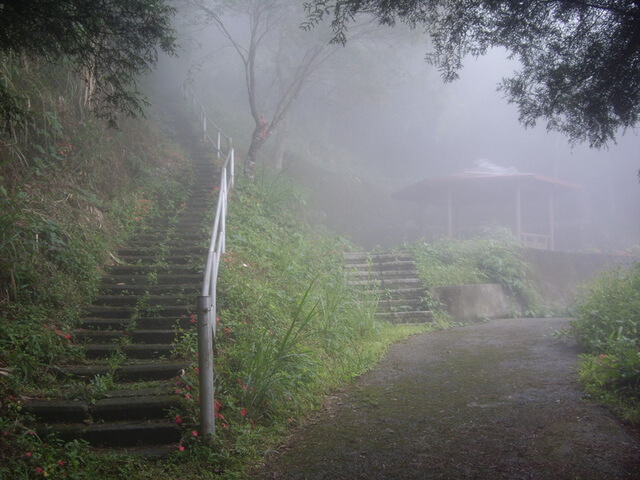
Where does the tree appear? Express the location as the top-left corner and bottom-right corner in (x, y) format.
(0, 0), (176, 130)
(304, 0), (640, 149)
(188, 0), (344, 176)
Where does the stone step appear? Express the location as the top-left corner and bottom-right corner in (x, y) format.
(101, 274), (202, 286)
(376, 298), (428, 312)
(37, 421), (182, 448)
(347, 277), (423, 288)
(343, 252), (414, 263)
(61, 361), (187, 382)
(83, 305), (192, 319)
(376, 287), (427, 300)
(116, 255), (198, 266)
(376, 310), (434, 324)
(130, 232), (203, 243)
(116, 246), (205, 257)
(73, 329), (181, 344)
(346, 268), (420, 279)
(99, 284), (198, 296)
(345, 260), (417, 272)
(106, 264), (200, 276)
(83, 343), (175, 359)
(92, 295), (190, 307)
(117, 252), (200, 265)
(78, 316), (192, 330)
(25, 391), (180, 423)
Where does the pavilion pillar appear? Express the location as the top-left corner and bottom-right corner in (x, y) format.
(548, 190), (555, 251)
(446, 189), (453, 237)
(515, 186), (522, 242)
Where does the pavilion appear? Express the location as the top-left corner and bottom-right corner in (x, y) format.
(393, 160), (581, 250)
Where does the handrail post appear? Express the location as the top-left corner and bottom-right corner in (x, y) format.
(198, 295), (215, 437)
(230, 150), (235, 187)
(203, 115), (207, 143)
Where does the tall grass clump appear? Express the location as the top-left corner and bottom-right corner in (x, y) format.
(570, 264), (640, 423)
(412, 230), (543, 316)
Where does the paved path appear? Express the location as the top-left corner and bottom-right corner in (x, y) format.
(252, 318), (640, 479)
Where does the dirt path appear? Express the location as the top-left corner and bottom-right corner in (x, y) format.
(252, 318), (640, 480)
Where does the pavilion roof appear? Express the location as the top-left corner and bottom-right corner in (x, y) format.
(394, 171), (581, 204)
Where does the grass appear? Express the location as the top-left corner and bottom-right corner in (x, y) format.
(0, 53), (449, 480)
(411, 231), (545, 316)
(1, 114), (446, 479)
(570, 263), (640, 424)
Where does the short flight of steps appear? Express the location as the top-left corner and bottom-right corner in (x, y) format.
(23, 107), (216, 451)
(344, 251), (433, 324)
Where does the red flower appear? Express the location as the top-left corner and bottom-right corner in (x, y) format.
(214, 399), (222, 412)
(184, 394), (191, 400)
(35, 467), (44, 475)
(177, 445), (185, 451)
(58, 460), (66, 466)
(189, 314), (197, 324)
(191, 430), (198, 437)
(25, 452), (32, 457)
(174, 415), (183, 424)
(240, 408), (248, 417)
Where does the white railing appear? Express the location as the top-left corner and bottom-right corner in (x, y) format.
(183, 87), (234, 437)
(521, 232), (551, 250)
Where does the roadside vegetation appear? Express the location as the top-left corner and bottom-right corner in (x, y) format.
(0, 54), (441, 478)
(411, 230), (544, 317)
(157, 169), (439, 478)
(570, 264), (640, 424)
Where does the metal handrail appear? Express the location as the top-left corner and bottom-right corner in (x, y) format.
(183, 87), (235, 436)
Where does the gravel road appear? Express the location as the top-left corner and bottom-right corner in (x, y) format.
(252, 318), (640, 480)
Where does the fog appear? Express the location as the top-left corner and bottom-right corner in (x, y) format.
(162, 6), (640, 252)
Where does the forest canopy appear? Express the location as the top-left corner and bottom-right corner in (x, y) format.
(305, 0), (640, 148)
(0, 0), (176, 130)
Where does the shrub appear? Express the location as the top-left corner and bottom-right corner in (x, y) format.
(412, 233), (542, 315)
(571, 263), (640, 423)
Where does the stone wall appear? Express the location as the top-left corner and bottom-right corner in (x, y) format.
(429, 284), (517, 322)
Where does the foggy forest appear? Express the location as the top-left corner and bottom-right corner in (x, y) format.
(1, 1), (640, 479)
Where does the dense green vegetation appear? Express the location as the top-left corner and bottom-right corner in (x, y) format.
(411, 231), (543, 317)
(0, 0), (175, 129)
(153, 170), (440, 478)
(0, 54), (440, 476)
(570, 264), (640, 424)
(0, 55), (193, 477)
(0, 165), (440, 479)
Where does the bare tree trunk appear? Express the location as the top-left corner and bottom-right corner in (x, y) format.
(244, 123), (266, 177)
(270, 114), (289, 170)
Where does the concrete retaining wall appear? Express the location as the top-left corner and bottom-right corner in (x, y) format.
(429, 283), (517, 322)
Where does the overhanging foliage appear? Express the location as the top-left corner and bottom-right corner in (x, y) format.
(305, 0), (640, 148)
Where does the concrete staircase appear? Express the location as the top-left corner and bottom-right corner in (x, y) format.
(23, 98), (213, 450)
(344, 251), (433, 323)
